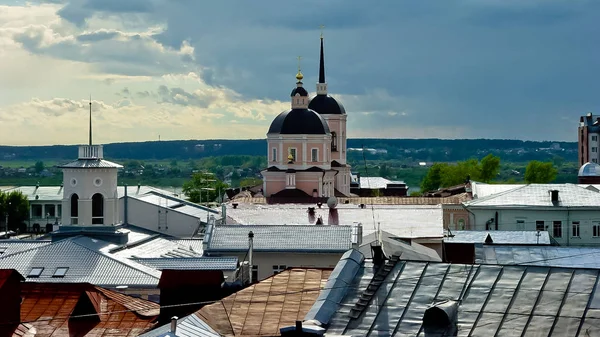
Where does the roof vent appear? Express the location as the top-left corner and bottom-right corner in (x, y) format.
(232, 203), (238, 209)
(423, 300), (458, 335)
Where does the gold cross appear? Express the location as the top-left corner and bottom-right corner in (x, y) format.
(297, 56), (302, 72)
(319, 24), (325, 38)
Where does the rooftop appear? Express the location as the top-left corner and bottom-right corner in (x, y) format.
(351, 176), (406, 189)
(205, 225), (356, 253)
(132, 257), (239, 271)
(445, 230), (552, 245)
(476, 245), (600, 268)
(225, 203), (444, 239)
(464, 183), (600, 208)
(5, 185), (180, 202)
(359, 231), (441, 262)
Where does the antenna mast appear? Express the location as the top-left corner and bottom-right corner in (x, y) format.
(88, 95), (93, 146)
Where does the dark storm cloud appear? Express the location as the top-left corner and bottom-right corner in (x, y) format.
(43, 0), (600, 140)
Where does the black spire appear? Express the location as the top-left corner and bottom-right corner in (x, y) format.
(319, 36), (325, 84)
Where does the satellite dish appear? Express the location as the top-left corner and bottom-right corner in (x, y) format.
(327, 196), (338, 209)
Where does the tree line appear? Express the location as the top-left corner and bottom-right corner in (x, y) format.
(0, 191), (29, 232)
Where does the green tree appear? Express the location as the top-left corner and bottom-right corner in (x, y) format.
(240, 178), (262, 188)
(420, 163), (447, 192)
(0, 191), (29, 232)
(479, 154), (501, 183)
(378, 164), (391, 178)
(183, 172), (228, 204)
(524, 161), (558, 183)
(34, 161), (45, 173)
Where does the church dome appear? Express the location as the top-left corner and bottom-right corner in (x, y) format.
(308, 94), (346, 115)
(579, 162), (600, 177)
(268, 109), (330, 135)
(291, 86), (309, 97)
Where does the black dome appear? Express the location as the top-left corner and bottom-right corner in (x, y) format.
(308, 94), (346, 115)
(291, 86), (309, 97)
(268, 108), (331, 135)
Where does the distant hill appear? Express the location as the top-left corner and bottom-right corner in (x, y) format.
(0, 138), (577, 163)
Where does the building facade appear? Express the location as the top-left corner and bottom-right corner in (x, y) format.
(578, 112), (600, 166)
(262, 34), (351, 198)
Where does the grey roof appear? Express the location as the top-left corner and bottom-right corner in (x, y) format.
(470, 181), (523, 199)
(6, 185), (179, 202)
(310, 258), (600, 336)
(130, 192), (219, 218)
(132, 257), (238, 271)
(225, 203), (443, 239)
(171, 239), (204, 252)
(579, 162), (600, 177)
(0, 236), (161, 287)
(140, 312), (220, 337)
(476, 245), (600, 268)
(445, 230), (552, 245)
(110, 237), (202, 259)
(354, 177), (405, 189)
(359, 231), (441, 262)
(0, 240), (51, 256)
(464, 183), (600, 208)
(206, 225), (354, 253)
(58, 158), (123, 168)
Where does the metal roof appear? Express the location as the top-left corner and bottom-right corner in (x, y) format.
(225, 203), (443, 239)
(313, 259), (600, 336)
(58, 158), (123, 168)
(359, 231), (442, 261)
(0, 240), (51, 256)
(476, 245), (600, 268)
(140, 313), (220, 337)
(464, 183), (600, 208)
(354, 177), (405, 189)
(110, 237), (202, 259)
(130, 191), (219, 218)
(132, 257), (238, 271)
(0, 236), (161, 287)
(6, 185), (179, 202)
(470, 181), (523, 199)
(206, 225), (354, 253)
(445, 230), (552, 245)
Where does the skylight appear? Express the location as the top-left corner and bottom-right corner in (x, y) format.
(28, 267), (44, 278)
(0, 247), (6, 254)
(53, 267), (69, 278)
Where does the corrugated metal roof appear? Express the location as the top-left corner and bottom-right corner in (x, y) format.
(0, 237), (161, 287)
(465, 183), (600, 208)
(470, 181), (521, 199)
(59, 158), (123, 168)
(225, 203), (443, 239)
(359, 231), (441, 261)
(6, 185), (179, 202)
(131, 192), (219, 218)
(132, 257), (238, 271)
(111, 237), (202, 259)
(171, 239), (204, 252)
(206, 225), (354, 252)
(0, 240), (51, 256)
(140, 310), (221, 337)
(318, 259), (600, 336)
(476, 245), (600, 268)
(445, 230), (552, 245)
(356, 177), (405, 189)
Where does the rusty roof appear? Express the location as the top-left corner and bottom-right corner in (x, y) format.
(15, 282), (158, 336)
(195, 268), (331, 336)
(230, 194), (470, 205)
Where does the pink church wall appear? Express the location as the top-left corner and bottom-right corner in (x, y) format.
(296, 180), (319, 196)
(327, 119), (342, 161)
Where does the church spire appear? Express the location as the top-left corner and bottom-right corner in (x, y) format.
(316, 25), (328, 96)
(88, 95), (92, 146)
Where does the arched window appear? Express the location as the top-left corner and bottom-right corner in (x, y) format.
(91, 193), (104, 225)
(70, 194), (79, 225)
(331, 132), (338, 151)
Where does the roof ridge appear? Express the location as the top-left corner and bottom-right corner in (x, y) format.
(0, 236), (74, 259)
(465, 184), (531, 205)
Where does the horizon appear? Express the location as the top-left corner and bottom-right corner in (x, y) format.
(0, 1), (597, 145)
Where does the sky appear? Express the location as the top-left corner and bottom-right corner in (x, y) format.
(0, 0), (598, 145)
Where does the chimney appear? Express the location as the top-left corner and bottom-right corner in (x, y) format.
(221, 203), (227, 223)
(171, 316), (178, 333)
(248, 231), (254, 283)
(551, 190), (559, 204)
(232, 203), (238, 209)
(123, 184), (128, 225)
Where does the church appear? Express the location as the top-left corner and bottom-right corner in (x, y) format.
(261, 34), (352, 198)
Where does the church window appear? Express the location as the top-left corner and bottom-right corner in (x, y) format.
(289, 148), (297, 161)
(272, 148), (277, 162)
(331, 132), (338, 151)
(92, 193), (104, 225)
(70, 194), (79, 225)
(311, 148), (318, 162)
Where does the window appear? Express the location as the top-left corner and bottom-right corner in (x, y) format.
(53, 267), (69, 278)
(273, 265), (287, 275)
(331, 132), (338, 151)
(516, 220), (525, 231)
(45, 204), (55, 218)
(572, 221), (580, 237)
(288, 148), (297, 162)
(553, 221), (562, 238)
(593, 135), (598, 142)
(28, 267), (44, 278)
(272, 148), (277, 162)
(31, 204), (43, 218)
(251, 265), (258, 283)
(536, 220), (545, 232)
(91, 193), (104, 225)
(311, 148), (318, 162)
(57, 205), (62, 217)
(70, 194), (79, 225)
(593, 147), (598, 153)
(593, 222), (600, 237)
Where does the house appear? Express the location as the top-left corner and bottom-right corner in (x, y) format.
(349, 174), (409, 197)
(141, 267), (332, 337)
(358, 230), (441, 262)
(283, 249), (600, 336)
(202, 224), (359, 281)
(462, 183), (600, 246)
(0, 269), (159, 337)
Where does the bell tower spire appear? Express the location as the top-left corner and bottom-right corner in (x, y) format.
(88, 95), (93, 146)
(317, 25), (328, 95)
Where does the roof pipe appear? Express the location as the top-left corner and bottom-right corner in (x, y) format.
(248, 231), (254, 284)
(123, 184), (128, 225)
(170, 316), (178, 333)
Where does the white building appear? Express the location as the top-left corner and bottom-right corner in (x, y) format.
(463, 183), (600, 246)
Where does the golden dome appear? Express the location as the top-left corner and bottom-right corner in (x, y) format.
(295, 71), (304, 81)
